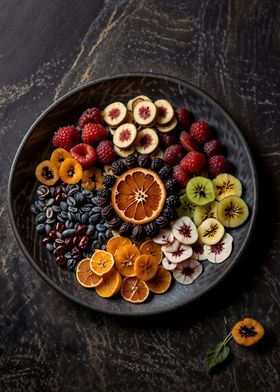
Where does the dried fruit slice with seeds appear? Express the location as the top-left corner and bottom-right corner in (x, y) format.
(161, 257), (177, 271)
(186, 176), (215, 206)
(106, 236), (132, 256)
(133, 101), (158, 126)
(193, 201), (218, 227)
(59, 157), (83, 184)
(111, 167), (166, 225)
(135, 128), (159, 155)
(156, 116), (178, 133)
(204, 232), (233, 263)
(113, 123), (137, 149)
(146, 266), (172, 294)
(217, 195), (249, 228)
(163, 241), (193, 263)
(191, 241), (207, 261)
(153, 229), (175, 246)
(114, 244), (140, 277)
(139, 240), (163, 265)
(172, 216), (198, 245)
(50, 148), (71, 168)
(154, 99), (174, 125)
(197, 217), (225, 245)
(134, 254), (158, 281)
(103, 102), (127, 127)
(121, 276), (149, 303)
(95, 268), (122, 298)
(81, 167), (104, 191)
(76, 258), (103, 288)
(173, 258), (203, 285)
(35, 160), (59, 186)
(212, 173), (242, 201)
(90, 250), (115, 276)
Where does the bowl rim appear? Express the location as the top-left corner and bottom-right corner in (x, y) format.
(7, 72), (258, 316)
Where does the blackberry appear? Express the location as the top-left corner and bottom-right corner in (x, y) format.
(155, 215), (170, 229)
(162, 206), (177, 221)
(119, 222), (133, 236)
(165, 178), (179, 195)
(97, 188), (111, 199)
(150, 158), (164, 172)
(101, 204), (116, 220)
(166, 195), (180, 208)
(131, 225), (146, 242)
(145, 221), (160, 237)
(125, 154), (138, 169)
(102, 175), (116, 188)
(158, 164), (172, 180)
(112, 160), (127, 176)
(108, 216), (123, 230)
(137, 154), (151, 168)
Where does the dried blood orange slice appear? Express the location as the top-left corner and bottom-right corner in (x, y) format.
(76, 258), (103, 288)
(111, 168), (166, 224)
(121, 276), (149, 303)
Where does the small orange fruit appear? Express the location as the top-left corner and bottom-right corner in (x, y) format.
(134, 254), (158, 281)
(115, 244), (140, 277)
(106, 236), (132, 256)
(111, 168), (166, 225)
(76, 258), (103, 288)
(35, 160), (59, 186)
(146, 266), (172, 294)
(121, 276), (149, 303)
(90, 250), (114, 276)
(95, 268), (122, 298)
(81, 167), (104, 191)
(50, 148), (71, 168)
(139, 240), (163, 265)
(59, 157), (83, 184)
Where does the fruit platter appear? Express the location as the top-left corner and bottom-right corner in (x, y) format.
(8, 74), (257, 315)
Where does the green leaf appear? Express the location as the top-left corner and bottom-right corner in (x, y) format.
(207, 343), (230, 372)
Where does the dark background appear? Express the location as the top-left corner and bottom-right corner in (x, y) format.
(1, 1), (280, 391)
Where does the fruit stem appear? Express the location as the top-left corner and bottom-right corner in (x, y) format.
(222, 332), (232, 346)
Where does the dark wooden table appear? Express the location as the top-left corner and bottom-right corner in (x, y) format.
(1, 1), (280, 391)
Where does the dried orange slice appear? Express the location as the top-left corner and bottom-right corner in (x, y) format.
(134, 254), (158, 281)
(106, 236), (132, 256)
(115, 244), (140, 277)
(146, 266), (172, 294)
(111, 168), (166, 225)
(90, 250), (114, 276)
(121, 276), (149, 303)
(76, 258), (103, 288)
(95, 268), (122, 298)
(139, 240), (163, 265)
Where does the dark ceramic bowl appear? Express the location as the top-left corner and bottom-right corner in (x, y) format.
(8, 73), (257, 316)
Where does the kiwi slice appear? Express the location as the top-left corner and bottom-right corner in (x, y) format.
(217, 195), (249, 228)
(212, 174), (242, 201)
(176, 194), (196, 218)
(193, 201), (218, 226)
(186, 176), (215, 206)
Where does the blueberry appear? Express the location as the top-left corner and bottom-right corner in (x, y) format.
(35, 223), (45, 233)
(65, 220), (73, 229)
(46, 198), (54, 207)
(81, 213), (89, 224)
(45, 224), (52, 235)
(35, 212), (46, 224)
(98, 232), (106, 244)
(46, 243), (54, 252)
(74, 192), (86, 205)
(62, 229), (76, 237)
(96, 223), (106, 232)
(86, 225), (95, 236)
(52, 205), (61, 213)
(60, 211), (68, 220)
(68, 206), (78, 213)
(67, 258), (77, 271)
(89, 214), (100, 225)
(31, 204), (39, 214)
(92, 206), (102, 213)
(81, 206), (91, 212)
(67, 196), (76, 207)
(60, 201), (68, 211)
(93, 240), (100, 248)
(105, 229), (113, 239)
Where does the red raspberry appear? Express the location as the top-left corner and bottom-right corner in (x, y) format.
(208, 155), (232, 177)
(159, 131), (177, 148)
(175, 107), (191, 130)
(173, 165), (190, 187)
(78, 107), (103, 128)
(163, 144), (185, 166)
(190, 121), (213, 144)
(96, 140), (117, 165)
(70, 143), (97, 169)
(203, 138), (223, 157)
(82, 123), (108, 145)
(180, 151), (206, 173)
(179, 131), (199, 152)
(52, 126), (80, 151)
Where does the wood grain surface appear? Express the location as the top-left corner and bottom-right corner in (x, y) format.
(1, 0), (280, 391)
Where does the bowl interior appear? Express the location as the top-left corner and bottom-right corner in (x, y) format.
(9, 74), (257, 316)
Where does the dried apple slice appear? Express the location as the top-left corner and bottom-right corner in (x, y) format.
(172, 216), (198, 245)
(154, 99), (174, 125)
(204, 233), (233, 263)
(114, 144), (136, 158)
(103, 102), (127, 127)
(135, 128), (159, 154)
(113, 123), (137, 149)
(173, 258), (203, 285)
(153, 229), (175, 246)
(191, 240), (207, 261)
(161, 257), (177, 271)
(133, 101), (158, 126)
(163, 241), (192, 263)
(156, 116), (178, 133)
